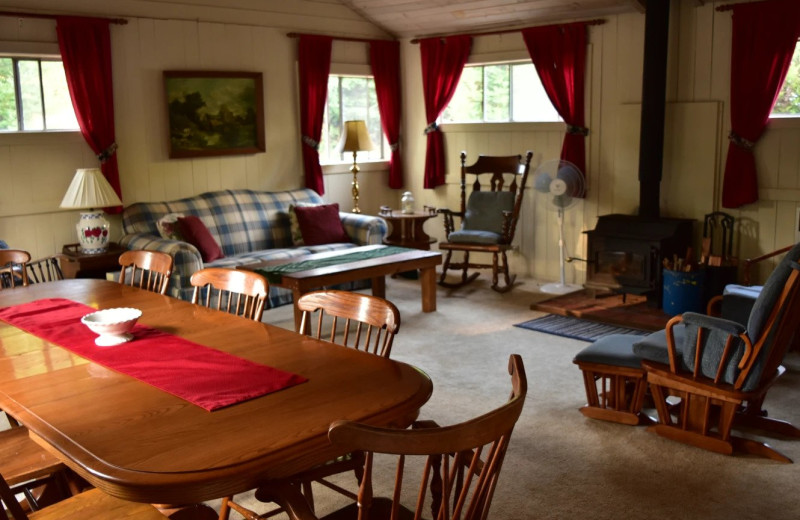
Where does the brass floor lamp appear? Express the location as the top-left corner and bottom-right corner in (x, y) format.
(338, 120), (375, 213)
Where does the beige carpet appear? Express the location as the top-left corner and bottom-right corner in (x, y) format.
(216, 275), (800, 519)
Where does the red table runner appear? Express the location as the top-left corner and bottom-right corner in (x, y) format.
(0, 298), (307, 411)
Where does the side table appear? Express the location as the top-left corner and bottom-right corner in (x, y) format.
(61, 243), (125, 279)
(381, 210), (437, 250)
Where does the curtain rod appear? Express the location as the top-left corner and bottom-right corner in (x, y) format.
(0, 10), (128, 24)
(716, 0), (769, 11)
(409, 18), (606, 44)
(286, 32), (394, 43)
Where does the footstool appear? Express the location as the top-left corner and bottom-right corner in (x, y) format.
(573, 334), (651, 426)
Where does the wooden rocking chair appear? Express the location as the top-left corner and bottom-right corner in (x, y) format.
(438, 151), (532, 293)
(639, 241), (800, 462)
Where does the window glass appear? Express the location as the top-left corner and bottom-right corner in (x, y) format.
(772, 41), (800, 117)
(0, 57), (79, 132)
(442, 62), (561, 123)
(320, 75), (386, 164)
(0, 58), (18, 131)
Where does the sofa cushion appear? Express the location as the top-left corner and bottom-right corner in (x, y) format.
(294, 203), (351, 245)
(178, 216), (225, 263)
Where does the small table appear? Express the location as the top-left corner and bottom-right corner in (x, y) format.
(61, 242), (124, 279)
(243, 245), (442, 331)
(381, 210), (437, 250)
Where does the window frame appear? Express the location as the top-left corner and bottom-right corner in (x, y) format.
(318, 64), (389, 172)
(0, 54), (79, 133)
(440, 59), (562, 125)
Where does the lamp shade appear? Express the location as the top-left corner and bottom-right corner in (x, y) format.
(60, 168), (122, 209)
(338, 120), (375, 153)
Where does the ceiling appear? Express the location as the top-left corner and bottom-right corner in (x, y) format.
(337, 0), (646, 39)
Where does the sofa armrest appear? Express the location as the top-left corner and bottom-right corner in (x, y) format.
(339, 212), (388, 246)
(119, 233), (204, 299)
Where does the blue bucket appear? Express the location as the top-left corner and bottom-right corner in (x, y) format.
(662, 269), (706, 316)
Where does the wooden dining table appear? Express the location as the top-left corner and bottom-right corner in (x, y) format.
(0, 279), (432, 513)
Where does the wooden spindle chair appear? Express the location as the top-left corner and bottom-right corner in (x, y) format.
(219, 290), (402, 520)
(255, 354), (527, 520)
(118, 250), (173, 295)
(0, 468), (166, 519)
(0, 250), (30, 289)
(25, 256), (65, 284)
(190, 267), (268, 321)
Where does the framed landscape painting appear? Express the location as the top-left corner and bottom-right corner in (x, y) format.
(164, 70), (265, 158)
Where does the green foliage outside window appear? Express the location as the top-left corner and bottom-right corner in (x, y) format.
(441, 62), (560, 123)
(773, 41), (800, 116)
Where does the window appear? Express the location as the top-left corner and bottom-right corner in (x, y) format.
(319, 75), (387, 164)
(772, 41), (800, 117)
(0, 57), (79, 132)
(441, 62), (561, 123)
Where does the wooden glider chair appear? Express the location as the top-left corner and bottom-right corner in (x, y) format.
(219, 290), (402, 520)
(0, 250), (31, 289)
(438, 151), (533, 293)
(253, 354), (527, 520)
(575, 241), (800, 461)
(0, 469), (165, 520)
(190, 267), (269, 321)
(118, 250), (174, 295)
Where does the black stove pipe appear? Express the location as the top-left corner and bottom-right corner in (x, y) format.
(638, 0), (670, 219)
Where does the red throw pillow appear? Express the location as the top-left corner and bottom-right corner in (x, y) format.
(177, 216), (225, 262)
(294, 203), (351, 246)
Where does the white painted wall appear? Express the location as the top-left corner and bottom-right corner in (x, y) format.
(0, 1), (798, 286)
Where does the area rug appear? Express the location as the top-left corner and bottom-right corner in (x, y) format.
(514, 314), (650, 342)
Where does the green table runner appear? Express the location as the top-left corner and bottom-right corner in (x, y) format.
(255, 246), (412, 283)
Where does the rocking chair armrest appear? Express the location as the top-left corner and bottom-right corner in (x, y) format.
(437, 208), (462, 236)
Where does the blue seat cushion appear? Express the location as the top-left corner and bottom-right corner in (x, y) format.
(632, 325), (686, 367)
(574, 334), (644, 370)
(447, 229), (503, 245)
(462, 191), (515, 233)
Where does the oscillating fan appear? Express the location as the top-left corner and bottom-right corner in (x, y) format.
(533, 159), (586, 295)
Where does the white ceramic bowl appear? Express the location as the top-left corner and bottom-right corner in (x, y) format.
(81, 307), (142, 343)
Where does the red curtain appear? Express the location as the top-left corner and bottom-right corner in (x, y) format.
(370, 40), (403, 189)
(722, 0), (800, 208)
(419, 36), (471, 189)
(56, 16), (122, 212)
(523, 22), (588, 188)
(298, 35), (332, 195)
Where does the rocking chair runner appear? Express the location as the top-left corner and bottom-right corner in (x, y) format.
(438, 151), (533, 293)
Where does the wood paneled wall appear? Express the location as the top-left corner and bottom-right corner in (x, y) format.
(0, 0), (798, 286)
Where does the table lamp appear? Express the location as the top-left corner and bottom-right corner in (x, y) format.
(338, 120), (375, 213)
(59, 168), (122, 254)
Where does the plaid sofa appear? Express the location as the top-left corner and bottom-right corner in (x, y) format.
(120, 189), (387, 307)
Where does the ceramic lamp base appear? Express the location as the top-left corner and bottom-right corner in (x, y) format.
(76, 210), (111, 254)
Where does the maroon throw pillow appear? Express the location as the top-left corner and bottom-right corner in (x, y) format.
(294, 203), (351, 246)
(177, 216), (225, 262)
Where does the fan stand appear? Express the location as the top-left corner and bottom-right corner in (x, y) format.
(540, 207), (582, 295)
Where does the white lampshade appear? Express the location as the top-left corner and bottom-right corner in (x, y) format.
(60, 168), (123, 209)
(338, 120), (375, 153)
(60, 168), (122, 255)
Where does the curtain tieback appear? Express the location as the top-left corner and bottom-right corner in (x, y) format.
(390, 142), (400, 152)
(728, 131), (755, 151)
(97, 142), (118, 162)
(423, 122), (438, 135)
(566, 125), (589, 136)
(302, 135), (320, 150)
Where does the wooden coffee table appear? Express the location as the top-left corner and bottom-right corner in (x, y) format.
(243, 245), (442, 329)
